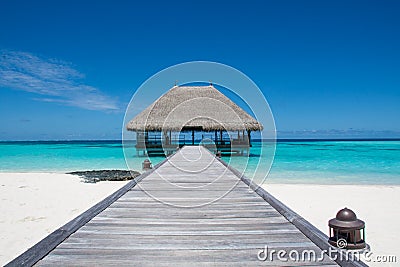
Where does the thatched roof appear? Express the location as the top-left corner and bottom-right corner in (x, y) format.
(126, 85), (263, 131)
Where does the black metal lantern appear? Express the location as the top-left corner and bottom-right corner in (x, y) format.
(142, 159), (152, 171)
(328, 207), (366, 249)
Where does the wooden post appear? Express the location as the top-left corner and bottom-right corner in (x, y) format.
(192, 130), (194, 145)
(247, 130), (252, 147)
(162, 131), (166, 145)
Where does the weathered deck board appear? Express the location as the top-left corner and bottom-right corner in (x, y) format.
(9, 146), (366, 266)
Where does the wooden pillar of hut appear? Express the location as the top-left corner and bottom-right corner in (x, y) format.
(215, 131), (218, 144)
(220, 130), (223, 143)
(135, 132), (139, 157)
(162, 130), (167, 145)
(247, 130), (252, 147)
(192, 130), (195, 145)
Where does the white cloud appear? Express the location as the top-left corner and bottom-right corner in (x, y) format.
(0, 50), (119, 111)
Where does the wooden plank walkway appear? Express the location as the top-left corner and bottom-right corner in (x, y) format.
(9, 146), (366, 266)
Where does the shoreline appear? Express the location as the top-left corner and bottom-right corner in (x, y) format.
(1, 171), (399, 186)
(0, 172), (399, 266)
(264, 180), (400, 186)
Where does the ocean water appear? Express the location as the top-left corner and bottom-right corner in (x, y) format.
(0, 140), (399, 185)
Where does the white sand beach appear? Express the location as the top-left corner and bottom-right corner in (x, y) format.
(264, 184), (400, 266)
(0, 173), (128, 265)
(0, 173), (399, 266)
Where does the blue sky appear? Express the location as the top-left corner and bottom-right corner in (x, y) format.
(0, 0), (399, 140)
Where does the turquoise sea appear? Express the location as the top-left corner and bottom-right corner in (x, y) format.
(0, 140), (399, 185)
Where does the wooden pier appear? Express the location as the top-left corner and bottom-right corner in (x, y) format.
(8, 146), (366, 266)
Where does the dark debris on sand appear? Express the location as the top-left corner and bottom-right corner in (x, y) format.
(68, 170), (141, 183)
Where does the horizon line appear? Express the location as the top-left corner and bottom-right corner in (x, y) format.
(1, 138), (400, 143)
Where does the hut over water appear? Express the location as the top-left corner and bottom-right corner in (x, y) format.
(127, 85), (263, 156)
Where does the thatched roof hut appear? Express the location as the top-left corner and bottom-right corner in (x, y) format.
(126, 85), (263, 132)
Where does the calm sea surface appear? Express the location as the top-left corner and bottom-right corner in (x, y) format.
(0, 140), (399, 185)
